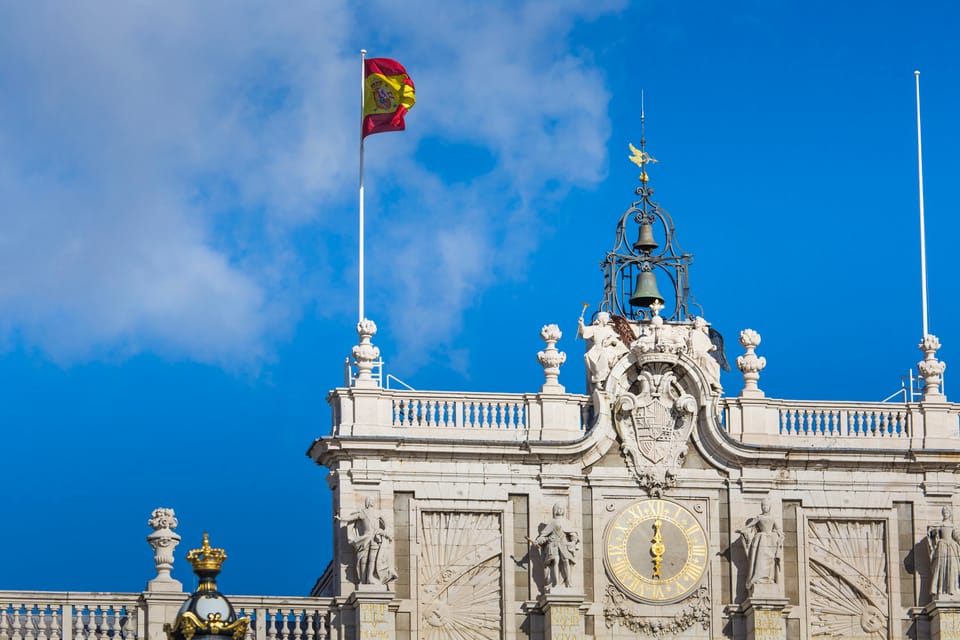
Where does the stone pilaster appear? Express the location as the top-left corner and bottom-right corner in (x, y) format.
(538, 592), (584, 640)
(346, 586), (396, 640)
(926, 599), (960, 640)
(742, 597), (790, 640)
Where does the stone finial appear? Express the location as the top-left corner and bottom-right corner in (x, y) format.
(146, 507), (183, 592)
(736, 329), (767, 398)
(538, 324), (566, 392)
(352, 318), (381, 388)
(919, 334), (947, 400)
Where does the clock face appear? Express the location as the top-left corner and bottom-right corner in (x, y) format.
(604, 499), (708, 603)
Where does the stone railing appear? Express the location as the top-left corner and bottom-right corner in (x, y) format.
(776, 401), (910, 438)
(722, 397), (960, 449)
(329, 388), (591, 441)
(0, 593), (141, 640)
(231, 597), (330, 640)
(0, 593), (333, 640)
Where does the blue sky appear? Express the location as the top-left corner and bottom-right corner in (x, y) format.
(1, 1), (958, 596)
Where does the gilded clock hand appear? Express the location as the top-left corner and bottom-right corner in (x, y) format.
(651, 518), (665, 579)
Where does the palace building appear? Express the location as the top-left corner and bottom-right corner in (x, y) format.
(3, 139), (960, 640)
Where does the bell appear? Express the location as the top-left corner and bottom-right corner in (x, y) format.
(629, 270), (664, 308)
(633, 222), (658, 252)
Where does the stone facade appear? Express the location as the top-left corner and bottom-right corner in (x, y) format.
(307, 314), (960, 640)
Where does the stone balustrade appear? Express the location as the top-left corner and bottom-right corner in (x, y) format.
(776, 401), (911, 438)
(330, 386), (960, 450)
(722, 397), (960, 449)
(230, 598), (330, 640)
(328, 388), (591, 441)
(0, 593), (332, 640)
(0, 593), (141, 640)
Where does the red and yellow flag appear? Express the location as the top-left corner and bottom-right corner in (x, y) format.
(362, 58), (416, 138)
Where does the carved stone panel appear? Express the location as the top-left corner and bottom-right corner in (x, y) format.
(419, 512), (502, 640)
(807, 520), (888, 639)
(612, 367), (697, 496)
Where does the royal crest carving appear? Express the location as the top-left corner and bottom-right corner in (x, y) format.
(613, 368), (697, 496)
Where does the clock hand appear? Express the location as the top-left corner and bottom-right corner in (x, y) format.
(651, 518), (665, 579)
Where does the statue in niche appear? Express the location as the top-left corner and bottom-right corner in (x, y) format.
(688, 317), (722, 391)
(737, 498), (783, 594)
(336, 496), (398, 586)
(530, 503), (580, 591)
(928, 506), (960, 597)
(579, 311), (624, 390)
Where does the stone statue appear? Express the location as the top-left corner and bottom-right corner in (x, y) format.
(929, 506), (960, 597)
(531, 503), (580, 591)
(578, 311), (623, 390)
(337, 496), (398, 586)
(688, 317), (722, 391)
(737, 498), (783, 595)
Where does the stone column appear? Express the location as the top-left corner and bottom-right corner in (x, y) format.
(926, 600), (960, 640)
(346, 587), (396, 640)
(538, 593), (584, 640)
(742, 597), (790, 640)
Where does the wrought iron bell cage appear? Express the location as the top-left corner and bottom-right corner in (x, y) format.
(599, 181), (701, 322)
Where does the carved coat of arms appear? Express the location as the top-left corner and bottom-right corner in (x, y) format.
(613, 369), (697, 496)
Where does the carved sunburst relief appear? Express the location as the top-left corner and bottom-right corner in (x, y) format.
(419, 512), (502, 640)
(807, 521), (887, 639)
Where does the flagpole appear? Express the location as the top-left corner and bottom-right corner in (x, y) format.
(914, 70), (929, 337)
(359, 49), (367, 323)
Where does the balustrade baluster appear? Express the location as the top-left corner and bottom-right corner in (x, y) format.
(35, 606), (48, 640)
(122, 606), (132, 640)
(483, 402), (492, 428)
(73, 607), (84, 640)
(12, 605), (23, 640)
(242, 614), (254, 640)
(23, 605), (35, 640)
(265, 609), (278, 640)
(104, 608), (117, 640)
(495, 402), (504, 428)
(49, 606), (60, 640)
(291, 610), (303, 640)
(303, 613), (314, 640)
(0, 606), (9, 640)
(317, 613), (328, 640)
(278, 610), (290, 640)
(91, 608), (102, 640)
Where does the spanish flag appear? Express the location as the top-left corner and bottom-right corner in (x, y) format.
(362, 58), (416, 138)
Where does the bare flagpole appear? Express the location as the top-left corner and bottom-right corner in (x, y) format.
(359, 49), (367, 322)
(915, 70), (929, 337)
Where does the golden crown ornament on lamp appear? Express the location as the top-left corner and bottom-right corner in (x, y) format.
(164, 534), (250, 640)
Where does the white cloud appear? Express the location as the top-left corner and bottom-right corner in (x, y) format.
(0, 1), (620, 368)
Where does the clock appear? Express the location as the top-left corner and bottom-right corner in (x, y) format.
(604, 499), (708, 603)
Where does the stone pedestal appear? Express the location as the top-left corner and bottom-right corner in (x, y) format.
(742, 597), (790, 640)
(538, 592), (584, 640)
(926, 598), (960, 640)
(347, 586), (396, 640)
(141, 591), (187, 640)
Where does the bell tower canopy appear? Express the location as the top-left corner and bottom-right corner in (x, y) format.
(599, 123), (699, 322)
